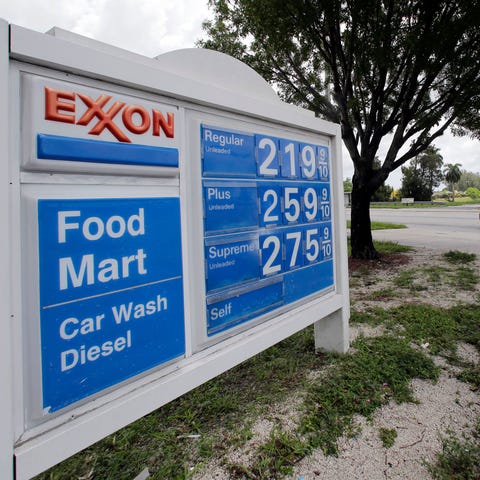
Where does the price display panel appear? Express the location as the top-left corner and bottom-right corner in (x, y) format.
(201, 125), (334, 336)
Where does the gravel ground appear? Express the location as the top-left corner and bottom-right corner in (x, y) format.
(194, 248), (480, 480)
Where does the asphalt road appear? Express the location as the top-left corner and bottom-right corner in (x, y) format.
(345, 204), (480, 254)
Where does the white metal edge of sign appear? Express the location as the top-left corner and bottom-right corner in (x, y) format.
(2, 21), (350, 480)
(0, 18), (15, 480)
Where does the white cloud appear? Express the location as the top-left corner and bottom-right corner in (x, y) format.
(434, 132), (480, 174)
(0, 0), (211, 56)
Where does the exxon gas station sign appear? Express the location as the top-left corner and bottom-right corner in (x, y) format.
(0, 22), (349, 480)
(22, 75), (186, 416)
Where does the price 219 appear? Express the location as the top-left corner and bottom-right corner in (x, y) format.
(256, 135), (329, 180)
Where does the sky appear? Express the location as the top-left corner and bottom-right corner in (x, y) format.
(1, 0), (479, 189)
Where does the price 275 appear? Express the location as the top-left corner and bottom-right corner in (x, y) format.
(260, 224), (333, 276)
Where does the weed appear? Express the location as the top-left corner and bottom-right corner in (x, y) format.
(347, 220), (407, 230)
(228, 429), (310, 480)
(366, 288), (397, 301)
(427, 423), (480, 479)
(450, 304), (480, 349)
(451, 266), (479, 290)
(347, 238), (414, 256)
(389, 304), (459, 356)
(350, 308), (396, 329)
(379, 427), (398, 448)
(393, 269), (420, 290)
(443, 250), (477, 265)
(458, 364), (480, 391)
(300, 335), (438, 455)
(394, 262), (478, 292)
(421, 266), (452, 286)
(374, 240), (414, 254)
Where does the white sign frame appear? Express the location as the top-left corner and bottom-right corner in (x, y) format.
(0, 20), (350, 480)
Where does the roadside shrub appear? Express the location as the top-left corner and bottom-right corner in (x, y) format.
(432, 190), (451, 200)
(466, 186), (480, 199)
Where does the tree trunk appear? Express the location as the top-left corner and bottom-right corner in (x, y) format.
(350, 182), (379, 260)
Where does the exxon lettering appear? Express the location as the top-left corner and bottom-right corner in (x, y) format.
(44, 87), (175, 143)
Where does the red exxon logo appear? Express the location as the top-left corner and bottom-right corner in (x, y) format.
(44, 87), (175, 143)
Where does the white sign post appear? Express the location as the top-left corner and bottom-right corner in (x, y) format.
(1, 20), (349, 480)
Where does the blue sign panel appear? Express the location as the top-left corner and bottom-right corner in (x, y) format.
(260, 231), (283, 277)
(37, 134), (179, 167)
(283, 228), (304, 271)
(320, 222), (333, 259)
(38, 197), (185, 413)
(299, 143), (319, 180)
(203, 180), (258, 233)
(205, 233), (260, 291)
(256, 135), (280, 177)
(201, 123), (334, 337)
(317, 146), (330, 181)
(280, 139), (300, 178)
(301, 185), (321, 223)
(282, 185), (303, 225)
(207, 278), (283, 335)
(319, 184), (331, 220)
(202, 125), (255, 177)
(284, 260), (334, 304)
(258, 183), (282, 227)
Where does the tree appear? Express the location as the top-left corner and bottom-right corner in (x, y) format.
(400, 146), (443, 200)
(371, 157), (393, 201)
(443, 163), (462, 201)
(371, 183), (393, 202)
(343, 177), (353, 192)
(200, 0), (480, 258)
(457, 170), (480, 191)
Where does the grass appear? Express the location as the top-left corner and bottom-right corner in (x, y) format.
(388, 305), (459, 356)
(393, 268), (422, 290)
(228, 430), (310, 480)
(443, 250), (477, 264)
(34, 248), (480, 480)
(299, 335), (439, 455)
(347, 238), (414, 257)
(369, 198), (480, 208)
(379, 428), (398, 449)
(347, 220), (407, 230)
(374, 240), (414, 254)
(365, 287), (398, 301)
(427, 423), (480, 479)
(352, 303), (480, 375)
(391, 259), (479, 293)
(452, 267), (480, 290)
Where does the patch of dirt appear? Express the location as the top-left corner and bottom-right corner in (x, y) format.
(348, 252), (411, 274)
(350, 248), (480, 311)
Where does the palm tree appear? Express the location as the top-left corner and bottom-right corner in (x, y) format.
(443, 163), (462, 202)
